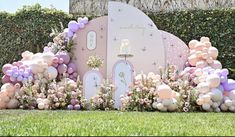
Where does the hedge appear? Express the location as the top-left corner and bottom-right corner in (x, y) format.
(0, 4), (234, 79)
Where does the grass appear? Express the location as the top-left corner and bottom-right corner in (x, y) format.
(0, 110), (235, 136)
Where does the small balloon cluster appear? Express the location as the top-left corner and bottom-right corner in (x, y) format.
(152, 84), (179, 112)
(65, 17), (89, 39)
(2, 63), (33, 84)
(51, 51), (78, 81)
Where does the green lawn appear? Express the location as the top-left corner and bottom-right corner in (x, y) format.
(0, 110), (235, 136)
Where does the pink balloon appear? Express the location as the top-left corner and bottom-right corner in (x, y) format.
(52, 57), (59, 63)
(57, 64), (68, 74)
(1, 75), (11, 84)
(10, 76), (16, 82)
(2, 64), (13, 75)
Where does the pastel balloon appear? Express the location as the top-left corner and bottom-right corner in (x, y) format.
(12, 66), (18, 71)
(79, 22), (85, 28)
(23, 71), (29, 78)
(57, 64), (68, 74)
(67, 67), (74, 74)
(10, 76), (16, 82)
(157, 85), (172, 99)
(47, 66), (58, 80)
(208, 47), (218, 59)
(6, 70), (13, 76)
(222, 79), (235, 91)
(211, 60), (222, 69)
(2, 64), (12, 74)
(1, 75), (11, 84)
(72, 72), (78, 77)
(81, 17), (88, 24)
(67, 30), (74, 38)
(12, 71), (19, 78)
(206, 74), (220, 88)
(17, 76), (23, 82)
(68, 20), (79, 32)
(56, 51), (70, 64)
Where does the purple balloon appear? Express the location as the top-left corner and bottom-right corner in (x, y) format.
(78, 22), (85, 29)
(12, 66), (18, 71)
(18, 69), (24, 75)
(220, 76), (227, 83)
(70, 99), (78, 106)
(67, 30), (74, 38)
(17, 75), (23, 81)
(12, 71), (19, 78)
(68, 21), (79, 32)
(222, 79), (235, 91)
(23, 71), (29, 78)
(57, 64), (68, 74)
(68, 63), (77, 72)
(56, 51), (70, 64)
(67, 68), (74, 74)
(6, 70), (13, 76)
(81, 17), (88, 24)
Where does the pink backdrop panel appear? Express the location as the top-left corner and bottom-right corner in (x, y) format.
(72, 16), (108, 79)
(160, 30), (189, 70)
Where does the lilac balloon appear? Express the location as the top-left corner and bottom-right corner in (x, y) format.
(67, 30), (74, 38)
(68, 63), (77, 72)
(68, 21), (79, 32)
(56, 51), (70, 64)
(12, 71), (19, 78)
(18, 69), (24, 76)
(17, 75), (23, 81)
(22, 78), (28, 84)
(59, 58), (64, 64)
(220, 76), (227, 83)
(23, 71), (29, 78)
(221, 69), (229, 75)
(79, 22), (85, 29)
(6, 70), (13, 76)
(57, 64), (68, 74)
(222, 79), (235, 91)
(2, 64), (13, 75)
(70, 99), (78, 106)
(81, 17), (88, 24)
(1, 75), (11, 84)
(12, 66), (18, 71)
(67, 67), (74, 74)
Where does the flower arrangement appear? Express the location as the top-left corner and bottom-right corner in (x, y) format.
(90, 80), (115, 110)
(120, 72), (160, 111)
(86, 55), (103, 69)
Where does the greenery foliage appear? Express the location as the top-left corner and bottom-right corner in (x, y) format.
(149, 8), (235, 78)
(0, 4), (234, 78)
